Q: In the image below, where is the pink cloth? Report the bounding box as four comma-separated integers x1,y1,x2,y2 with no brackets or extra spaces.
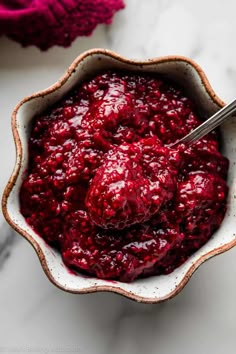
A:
0,0,125,50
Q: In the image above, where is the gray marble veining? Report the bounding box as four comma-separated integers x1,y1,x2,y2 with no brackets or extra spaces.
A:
0,223,17,269
1,1,236,353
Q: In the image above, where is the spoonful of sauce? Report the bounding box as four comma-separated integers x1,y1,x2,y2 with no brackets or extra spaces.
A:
171,98,236,147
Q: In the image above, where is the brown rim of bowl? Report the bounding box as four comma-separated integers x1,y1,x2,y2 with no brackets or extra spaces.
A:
2,49,234,304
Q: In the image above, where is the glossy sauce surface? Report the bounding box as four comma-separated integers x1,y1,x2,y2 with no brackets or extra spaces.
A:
20,72,229,282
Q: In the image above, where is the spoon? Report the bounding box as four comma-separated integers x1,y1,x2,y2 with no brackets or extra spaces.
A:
171,98,236,147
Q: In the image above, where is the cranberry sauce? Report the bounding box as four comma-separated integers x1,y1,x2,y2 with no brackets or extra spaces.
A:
20,71,229,282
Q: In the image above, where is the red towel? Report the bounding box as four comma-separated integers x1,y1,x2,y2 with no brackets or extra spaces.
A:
0,0,125,50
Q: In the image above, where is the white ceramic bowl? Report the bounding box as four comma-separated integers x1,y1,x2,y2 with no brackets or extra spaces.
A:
2,49,236,303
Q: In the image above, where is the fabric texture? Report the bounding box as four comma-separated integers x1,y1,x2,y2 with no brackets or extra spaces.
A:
0,0,125,50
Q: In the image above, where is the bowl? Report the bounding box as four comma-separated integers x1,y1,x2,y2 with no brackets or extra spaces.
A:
2,49,236,303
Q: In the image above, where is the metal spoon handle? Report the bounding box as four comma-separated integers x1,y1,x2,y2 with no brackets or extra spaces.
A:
173,97,236,146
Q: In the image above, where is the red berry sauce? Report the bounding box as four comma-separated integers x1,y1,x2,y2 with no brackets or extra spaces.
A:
20,71,229,282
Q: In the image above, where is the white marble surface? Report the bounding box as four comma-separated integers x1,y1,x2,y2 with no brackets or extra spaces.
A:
1,1,236,353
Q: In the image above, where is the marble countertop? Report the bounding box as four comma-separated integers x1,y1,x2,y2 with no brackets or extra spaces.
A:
1,1,236,353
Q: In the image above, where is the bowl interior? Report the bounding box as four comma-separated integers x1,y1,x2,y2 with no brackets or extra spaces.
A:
4,52,236,302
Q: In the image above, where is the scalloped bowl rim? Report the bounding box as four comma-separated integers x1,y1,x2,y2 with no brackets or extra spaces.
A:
2,49,236,303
